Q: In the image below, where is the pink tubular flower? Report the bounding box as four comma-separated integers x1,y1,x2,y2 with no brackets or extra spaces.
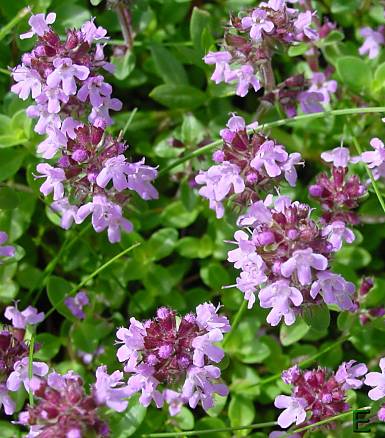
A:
310,272,356,311
294,11,318,40
35,163,65,200
88,96,122,127
274,395,307,428
359,26,384,59
81,18,108,45
0,232,15,261
4,304,44,329
115,305,230,414
335,360,367,390
259,281,303,326
7,357,49,392
93,366,130,412
0,384,15,415
64,291,89,319
321,147,351,168
47,58,90,96
250,140,289,177
10,65,42,100
322,220,355,251
232,64,261,97
77,195,133,243
281,248,328,286
365,357,385,400
203,51,233,84
36,126,67,159
20,12,56,39
51,198,80,230
241,9,275,41
360,137,385,180
308,72,337,105
77,75,112,107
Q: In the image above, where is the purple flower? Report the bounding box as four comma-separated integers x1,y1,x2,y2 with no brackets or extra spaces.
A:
227,230,257,269
294,11,318,40
77,75,112,107
274,395,307,428
64,291,89,319
20,13,56,39
335,360,367,390
250,140,289,177
47,58,90,96
192,330,225,367
322,220,355,251
4,304,44,329
124,159,159,200
308,72,337,105
26,103,61,134
0,384,15,415
241,9,274,41
235,268,267,308
126,366,164,408
11,65,42,100
378,405,385,422
7,357,49,392
51,198,80,230
77,195,133,243
116,318,146,372
365,357,385,400
38,86,69,114
36,126,67,159
93,365,130,412
163,390,184,416
88,96,122,127
182,365,228,411
203,51,233,84
310,272,356,311
359,26,384,59
259,281,303,326
283,152,302,186
195,162,245,218
35,163,65,200
0,232,15,261
298,91,324,114
282,366,301,385
237,199,272,227
260,0,285,12
360,137,385,180
81,19,108,45
195,303,230,333
232,64,261,97
281,248,328,286
321,147,351,168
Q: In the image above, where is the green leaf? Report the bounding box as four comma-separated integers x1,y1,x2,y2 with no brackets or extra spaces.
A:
190,7,212,58
0,421,21,437
229,394,255,430
196,418,230,438
280,317,310,346
200,261,230,290
336,56,372,92
0,149,26,182
174,407,194,430
303,304,331,332
145,227,178,261
334,246,371,269
318,30,344,46
72,318,112,353
288,43,309,57
111,51,136,80
109,394,147,437
161,201,199,228
34,333,62,361
0,187,19,209
365,277,385,307
181,113,204,146
150,84,206,109
372,62,385,92
177,235,213,258
150,44,188,85
47,276,76,321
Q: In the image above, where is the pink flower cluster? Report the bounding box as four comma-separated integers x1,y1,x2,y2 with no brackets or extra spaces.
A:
10,13,158,243
195,114,302,218
0,304,45,416
274,361,367,431
365,357,385,422
226,194,356,325
204,0,319,98
115,304,230,415
309,146,367,225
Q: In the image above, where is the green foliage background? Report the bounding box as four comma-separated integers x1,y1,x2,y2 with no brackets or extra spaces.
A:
0,0,385,436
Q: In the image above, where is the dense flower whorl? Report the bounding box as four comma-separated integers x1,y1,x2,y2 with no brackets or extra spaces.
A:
18,371,110,437
10,13,158,243
115,304,230,415
203,1,320,98
227,194,356,325
275,362,366,430
195,114,302,218
309,146,367,225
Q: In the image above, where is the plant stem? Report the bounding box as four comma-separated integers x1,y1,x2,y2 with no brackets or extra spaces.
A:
158,106,385,177
222,300,247,348
43,242,141,320
141,421,278,437
28,333,35,407
0,7,29,42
